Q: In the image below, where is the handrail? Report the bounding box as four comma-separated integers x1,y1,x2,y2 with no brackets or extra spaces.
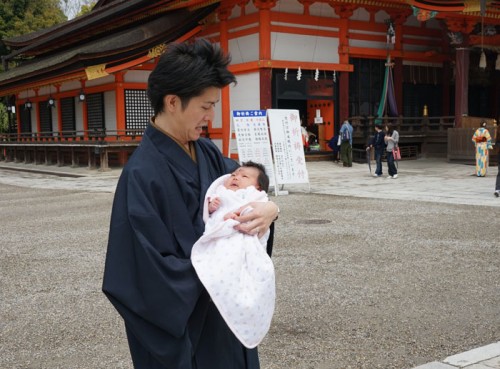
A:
0,117,456,144
0,128,145,143
350,115,455,134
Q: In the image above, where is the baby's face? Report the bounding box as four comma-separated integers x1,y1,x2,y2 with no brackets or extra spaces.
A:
224,167,260,191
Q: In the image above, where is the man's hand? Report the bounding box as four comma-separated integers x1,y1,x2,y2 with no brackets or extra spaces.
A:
226,202,279,238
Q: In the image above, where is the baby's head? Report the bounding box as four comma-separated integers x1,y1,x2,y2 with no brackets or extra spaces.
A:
224,161,269,192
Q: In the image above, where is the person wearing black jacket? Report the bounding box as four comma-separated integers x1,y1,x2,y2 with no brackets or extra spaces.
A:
495,127,499,197
367,124,386,177
102,39,279,369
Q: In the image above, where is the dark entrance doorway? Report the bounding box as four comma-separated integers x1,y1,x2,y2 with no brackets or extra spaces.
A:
272,69,337,151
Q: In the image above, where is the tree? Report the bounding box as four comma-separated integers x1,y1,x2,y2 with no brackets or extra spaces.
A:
0,0,67,68
0,102,8,133
0,0,68,131
76,1,98,17
60,0,97,20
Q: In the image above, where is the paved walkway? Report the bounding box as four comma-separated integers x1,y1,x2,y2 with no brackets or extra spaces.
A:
282,158,500,208
1,158,499,207
0,157,499,369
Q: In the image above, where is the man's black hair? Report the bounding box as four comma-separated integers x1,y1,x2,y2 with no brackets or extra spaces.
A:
147,38,237,116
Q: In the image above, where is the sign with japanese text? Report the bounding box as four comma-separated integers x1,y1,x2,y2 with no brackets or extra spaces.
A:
267,109,309,185
232,110,276,186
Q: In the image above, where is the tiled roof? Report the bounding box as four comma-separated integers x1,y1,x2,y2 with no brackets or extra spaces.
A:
0,3,218,91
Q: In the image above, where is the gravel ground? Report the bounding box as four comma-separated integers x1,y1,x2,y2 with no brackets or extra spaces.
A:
0,184,499,369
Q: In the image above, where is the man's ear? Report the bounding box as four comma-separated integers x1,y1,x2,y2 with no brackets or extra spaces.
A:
163,95,178,113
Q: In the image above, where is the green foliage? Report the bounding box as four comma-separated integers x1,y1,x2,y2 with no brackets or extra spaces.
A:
77,1,97,17
0,0,67,69
0,103,8,133
60,0,97,19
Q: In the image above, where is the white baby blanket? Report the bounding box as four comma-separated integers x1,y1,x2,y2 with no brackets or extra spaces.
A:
191,174,276,348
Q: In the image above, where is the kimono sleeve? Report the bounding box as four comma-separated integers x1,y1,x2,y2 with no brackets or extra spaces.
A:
102,168,204,368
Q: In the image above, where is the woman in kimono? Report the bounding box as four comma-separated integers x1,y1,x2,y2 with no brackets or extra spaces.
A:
472,121,493,177
102,39,279,369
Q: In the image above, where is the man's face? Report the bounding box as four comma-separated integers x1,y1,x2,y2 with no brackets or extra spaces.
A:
224,167,260,191
169,87,220,143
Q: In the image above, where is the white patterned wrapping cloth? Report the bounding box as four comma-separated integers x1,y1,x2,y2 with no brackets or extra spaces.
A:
191,174,276,348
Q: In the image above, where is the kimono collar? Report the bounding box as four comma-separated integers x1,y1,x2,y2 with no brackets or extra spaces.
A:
149,121,197,162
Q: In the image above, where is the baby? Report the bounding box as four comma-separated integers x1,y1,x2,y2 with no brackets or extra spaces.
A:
207,161,270,216
191,161,275,349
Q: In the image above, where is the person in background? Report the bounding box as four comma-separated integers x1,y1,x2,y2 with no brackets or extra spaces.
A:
339,119,353,167
307,120,319,142
384,123,399,179
494,125,499,197
102,39,279,369
367,123,386,177
300,117,309,151
471,121,493,177
328,133,341,163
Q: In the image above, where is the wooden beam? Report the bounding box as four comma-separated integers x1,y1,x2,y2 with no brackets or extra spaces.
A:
229,59,353,73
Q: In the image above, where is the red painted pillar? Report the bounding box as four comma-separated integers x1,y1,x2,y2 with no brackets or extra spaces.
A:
255,0,276,111
218,5,233,156
445,19,475,127
56,84,63,134
34,88,41,139
115,72,125,136
441,61,451,117
333,5,354,123
393,13,410,116
454,48,470,128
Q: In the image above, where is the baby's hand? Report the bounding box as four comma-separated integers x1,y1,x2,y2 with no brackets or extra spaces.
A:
223,212,238,220
208,197,221,213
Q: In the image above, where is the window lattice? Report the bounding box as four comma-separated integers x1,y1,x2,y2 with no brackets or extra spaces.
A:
348,58,385,117
402,83,442,117
20,106,31,133
39,100,53,136
61,97,76,134
125,89,152,134
86,93,105,134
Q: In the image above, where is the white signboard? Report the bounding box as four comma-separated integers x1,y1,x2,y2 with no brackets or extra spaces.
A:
267,109,309,185
232,110,276,186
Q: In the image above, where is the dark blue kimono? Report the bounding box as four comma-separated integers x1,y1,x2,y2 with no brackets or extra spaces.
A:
102,125,262,369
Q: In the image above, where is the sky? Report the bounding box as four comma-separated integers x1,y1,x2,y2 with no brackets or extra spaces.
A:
60,0,96,20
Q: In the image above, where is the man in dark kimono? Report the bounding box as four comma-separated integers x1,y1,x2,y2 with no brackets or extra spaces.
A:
102,39,279,369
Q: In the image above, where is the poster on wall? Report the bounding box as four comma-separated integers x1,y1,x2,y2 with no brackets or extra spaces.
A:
231,110,276,187
267,109,309,186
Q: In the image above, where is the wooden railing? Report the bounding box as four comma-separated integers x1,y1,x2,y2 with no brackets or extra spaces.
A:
1,118,457,144
0,129,146,171
0,128,145,143
0,118,463,167
350,115,455,142
344,115,456,161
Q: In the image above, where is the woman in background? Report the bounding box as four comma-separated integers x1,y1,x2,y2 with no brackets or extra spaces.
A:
472,121,493,177
493,124,499,197
384,123,399,179
367,124,386,177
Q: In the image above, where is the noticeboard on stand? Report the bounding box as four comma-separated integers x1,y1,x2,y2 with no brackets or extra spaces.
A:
231,109,310,195
231,110,276,189
266,109,310,193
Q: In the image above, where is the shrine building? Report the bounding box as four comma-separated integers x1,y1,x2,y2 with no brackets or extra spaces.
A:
0,0,499,169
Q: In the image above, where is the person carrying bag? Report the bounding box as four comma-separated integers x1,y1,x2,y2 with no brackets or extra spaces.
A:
384,123,399,179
